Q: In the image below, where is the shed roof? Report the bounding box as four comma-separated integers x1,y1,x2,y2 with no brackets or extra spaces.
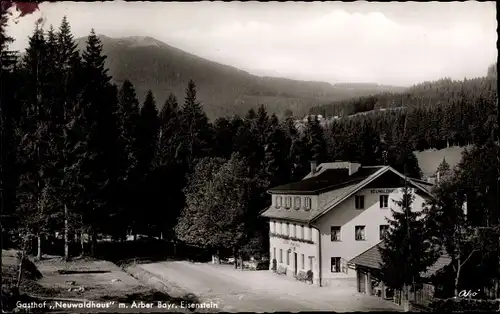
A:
349,241,451,278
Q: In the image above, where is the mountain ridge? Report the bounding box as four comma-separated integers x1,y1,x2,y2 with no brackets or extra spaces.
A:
75,35,407,119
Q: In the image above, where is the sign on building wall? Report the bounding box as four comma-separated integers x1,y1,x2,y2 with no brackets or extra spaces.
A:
370,189,396,194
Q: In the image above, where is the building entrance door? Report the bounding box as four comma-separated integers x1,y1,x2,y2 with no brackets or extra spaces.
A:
358,271,366,293
294,253,298,275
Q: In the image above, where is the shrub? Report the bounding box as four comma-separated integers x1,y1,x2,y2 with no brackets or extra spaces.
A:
429,298,500,312
271,259,277,272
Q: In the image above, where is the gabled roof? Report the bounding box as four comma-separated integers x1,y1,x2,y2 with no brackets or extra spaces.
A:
267,166,383,194
260,166,435,223
350,241,451,278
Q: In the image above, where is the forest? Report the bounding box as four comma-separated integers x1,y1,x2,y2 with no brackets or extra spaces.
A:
0,11,499,304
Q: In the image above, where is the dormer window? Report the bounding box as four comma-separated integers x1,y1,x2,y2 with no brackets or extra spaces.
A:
294,197,301,210
304,197,312,211
276,196,282,208
285,196,292,209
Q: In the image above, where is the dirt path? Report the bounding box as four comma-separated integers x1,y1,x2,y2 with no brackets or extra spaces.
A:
20,256,190,312
139,261,402,312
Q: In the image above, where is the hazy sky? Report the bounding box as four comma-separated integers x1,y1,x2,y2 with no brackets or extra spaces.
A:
6,1,498,86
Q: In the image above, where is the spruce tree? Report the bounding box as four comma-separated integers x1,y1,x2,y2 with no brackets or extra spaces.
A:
16,26,56,258
305,115,328,164
115,80,141,238
138,90,159,176
179,80,213,172
137,90,159,236
213,117,234,159
80,29,119,255
436,157,451,176
53,17,83,259
262,114,289,187
156,93,180,168
0,3,22,232
154,93,184,240
379,184,435,310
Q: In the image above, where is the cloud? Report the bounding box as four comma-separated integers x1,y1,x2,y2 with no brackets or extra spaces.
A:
6,2,497,86
167,8,496,85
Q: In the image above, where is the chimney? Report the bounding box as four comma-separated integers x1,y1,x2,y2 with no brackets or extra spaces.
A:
310,161,317,175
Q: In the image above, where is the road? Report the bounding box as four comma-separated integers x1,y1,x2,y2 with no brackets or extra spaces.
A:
139,261,401,312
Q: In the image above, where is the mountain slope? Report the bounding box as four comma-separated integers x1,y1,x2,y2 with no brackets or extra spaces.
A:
76,35,406,119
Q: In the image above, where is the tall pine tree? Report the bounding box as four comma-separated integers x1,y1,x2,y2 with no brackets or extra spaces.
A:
379,183,436,311
178,80,213,172
80,29,119,255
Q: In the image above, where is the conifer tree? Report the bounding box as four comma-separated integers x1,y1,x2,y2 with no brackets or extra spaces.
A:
53,17,83,259
137,90,159,236
115,80,141,238
156,93,180,168
138,90,159,176
0,3,22,232
80,29,119,255
153,93,184,240
436,157,451,176
262,114,289,187
179,80,213,172
305,115,328,164
379,184,435,310
16,25,56,258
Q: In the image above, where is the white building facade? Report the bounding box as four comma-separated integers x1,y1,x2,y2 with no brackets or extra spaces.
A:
261,161,434,287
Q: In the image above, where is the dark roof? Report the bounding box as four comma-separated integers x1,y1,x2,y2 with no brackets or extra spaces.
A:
268,166,383,194
350,241,451,278
349,241,385,270
261,183,359,223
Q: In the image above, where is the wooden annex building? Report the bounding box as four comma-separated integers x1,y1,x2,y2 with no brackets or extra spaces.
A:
350,241,451,308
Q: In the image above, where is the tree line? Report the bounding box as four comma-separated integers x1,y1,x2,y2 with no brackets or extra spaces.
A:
0,16,498,265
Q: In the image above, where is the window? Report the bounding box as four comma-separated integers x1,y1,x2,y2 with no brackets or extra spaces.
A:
379,225,389,240
380,195,389,209
330,226,341,241
309,256,314,271
273,221,276,233
305,197,312,210
286,250,290,265
276,196,282,208
285,196,292,209
292,224,296,237
300,225,304,239
331,257,341,273
286,223,289,236
273,247,276,259
355,225,366,241
355,195,365,209
301,254,305,269
280,249,283,263
294,197,301,209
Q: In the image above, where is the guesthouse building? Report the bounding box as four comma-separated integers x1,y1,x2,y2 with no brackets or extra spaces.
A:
260,161,434,287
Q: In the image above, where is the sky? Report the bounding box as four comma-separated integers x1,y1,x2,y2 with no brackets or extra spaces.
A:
6,1,498,86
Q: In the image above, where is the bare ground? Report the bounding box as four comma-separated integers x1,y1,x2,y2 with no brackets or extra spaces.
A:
138,261,403,312
2,251,199,313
